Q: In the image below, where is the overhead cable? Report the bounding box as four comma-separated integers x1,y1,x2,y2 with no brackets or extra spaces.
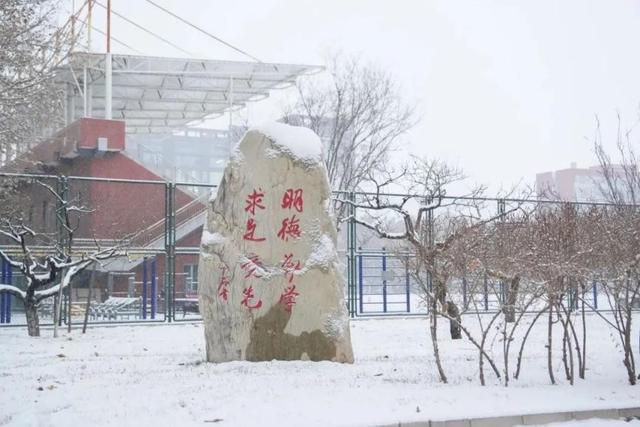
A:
143,0,262,62
76,17,144,54
94,0,193,56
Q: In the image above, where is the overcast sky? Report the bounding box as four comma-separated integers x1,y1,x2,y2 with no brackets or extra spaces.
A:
79,0,640,190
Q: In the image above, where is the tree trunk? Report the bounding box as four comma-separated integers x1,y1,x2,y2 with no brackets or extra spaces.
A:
622,307,637,385
503,277,520,323
547,297,556,385
515,305,547,380
580,285,587,379
24,296,40,337
447,301,462,340
430,297,447,383
82,264,96,334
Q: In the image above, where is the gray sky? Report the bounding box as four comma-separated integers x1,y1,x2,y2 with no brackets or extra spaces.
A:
81,0,640,189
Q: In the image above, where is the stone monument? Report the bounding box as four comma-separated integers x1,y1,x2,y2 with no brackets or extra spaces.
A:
198,122,354,363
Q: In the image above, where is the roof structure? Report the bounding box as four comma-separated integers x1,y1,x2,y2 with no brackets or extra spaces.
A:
55,52,322,134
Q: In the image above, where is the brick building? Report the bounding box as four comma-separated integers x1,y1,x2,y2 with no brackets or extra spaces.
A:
5,117,206,306
1,53,321,319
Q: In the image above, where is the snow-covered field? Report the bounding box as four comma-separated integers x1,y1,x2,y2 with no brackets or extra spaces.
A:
1,314,639,427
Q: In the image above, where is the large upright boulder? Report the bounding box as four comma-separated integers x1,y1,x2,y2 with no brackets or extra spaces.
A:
198,122,354,363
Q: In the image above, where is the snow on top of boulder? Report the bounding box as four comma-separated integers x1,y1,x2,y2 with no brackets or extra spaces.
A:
252,122,323,165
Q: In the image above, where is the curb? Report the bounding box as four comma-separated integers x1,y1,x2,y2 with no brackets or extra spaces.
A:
383,406,640,427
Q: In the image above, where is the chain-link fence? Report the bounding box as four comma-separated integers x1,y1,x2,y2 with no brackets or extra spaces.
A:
0,173,637,328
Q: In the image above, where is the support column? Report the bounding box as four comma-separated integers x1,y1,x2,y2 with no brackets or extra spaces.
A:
68,84,76,124
142,257,148,320
63,85,69,126
105,52,112,120
151,257,157,320
83,66,88,117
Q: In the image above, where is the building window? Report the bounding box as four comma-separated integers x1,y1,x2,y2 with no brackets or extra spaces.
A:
184,264,198,294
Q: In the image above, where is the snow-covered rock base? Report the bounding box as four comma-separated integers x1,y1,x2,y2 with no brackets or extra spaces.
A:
198,123,353,363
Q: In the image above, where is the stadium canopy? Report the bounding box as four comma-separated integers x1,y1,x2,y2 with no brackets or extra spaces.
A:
55,52,322,134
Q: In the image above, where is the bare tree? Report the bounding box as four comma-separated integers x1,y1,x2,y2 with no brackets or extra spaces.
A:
344,157,523,382
590,117,640,385
0,179,124,337
0,0,78,165
282,52,417,224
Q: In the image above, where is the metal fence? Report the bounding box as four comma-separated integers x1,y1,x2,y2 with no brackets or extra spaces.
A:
346,249,611,317
0,172,636,328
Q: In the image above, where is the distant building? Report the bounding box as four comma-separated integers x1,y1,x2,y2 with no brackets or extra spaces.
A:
535,162,628,202
126,126,247,196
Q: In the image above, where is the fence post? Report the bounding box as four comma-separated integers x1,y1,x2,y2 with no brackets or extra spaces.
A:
6,262,11,323
0,259,6,324
462,276,468,309
382,247,387,313
570,283,578,312
496,199,506,312
426,207,434,297
405,255,411,313
164,182,176,322
346,192,357,318
151,257,157,320
358,250,363,315
483,272,489,311
56,175,70,327
142,257,148,320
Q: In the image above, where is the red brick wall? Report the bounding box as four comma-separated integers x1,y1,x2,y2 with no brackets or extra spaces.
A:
78,118,125,151
109,226,204,298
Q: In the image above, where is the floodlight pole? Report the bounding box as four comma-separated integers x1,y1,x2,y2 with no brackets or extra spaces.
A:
106,0,111,53
71,0,75,39
84,0,93,118
105,0,112,120
87,0,92,51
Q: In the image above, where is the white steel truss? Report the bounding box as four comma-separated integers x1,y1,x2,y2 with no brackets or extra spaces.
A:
55,52,322,133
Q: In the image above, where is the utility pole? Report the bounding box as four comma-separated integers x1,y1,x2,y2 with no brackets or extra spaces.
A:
105,0,112,119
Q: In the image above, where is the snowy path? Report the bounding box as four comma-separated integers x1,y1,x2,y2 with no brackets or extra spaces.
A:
0,315,638,426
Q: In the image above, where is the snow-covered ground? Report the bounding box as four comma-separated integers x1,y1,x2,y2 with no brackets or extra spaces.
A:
1,314,638,427
525,421,640,427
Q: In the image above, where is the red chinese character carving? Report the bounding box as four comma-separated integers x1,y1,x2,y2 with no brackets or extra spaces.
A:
218,277,230,301
277,215,301,241
245,189,266,215
217,271,230,302
281,188,304,213
243,218,266,242
279,285,300,312
241,254,264,279
241,286,262,310
281,253,302,283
